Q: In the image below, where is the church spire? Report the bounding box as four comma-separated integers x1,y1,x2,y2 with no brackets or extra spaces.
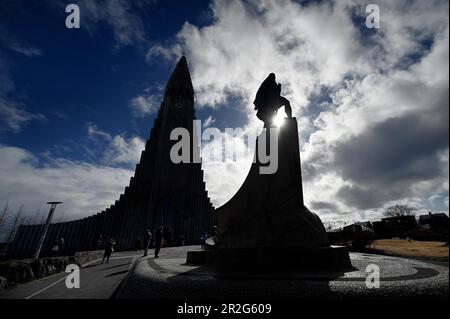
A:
165,56,194,99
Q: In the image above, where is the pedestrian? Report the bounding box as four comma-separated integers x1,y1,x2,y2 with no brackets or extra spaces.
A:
142,229,152,257
135,236,143,252
52,239,59,256
102,238,115,264
177,235,185,246
200,234,206,250
58,237,65,255
154,227,163,258
165,228,172,247
210,226,217,237
97,235,103,249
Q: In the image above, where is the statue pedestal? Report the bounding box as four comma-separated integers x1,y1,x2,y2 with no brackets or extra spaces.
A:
187,118,350,269
217,118,330,249
186,246,351,269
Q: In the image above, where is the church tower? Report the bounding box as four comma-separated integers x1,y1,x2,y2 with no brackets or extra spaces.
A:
10,57,215,258
115,56,215,246
135,56,214,244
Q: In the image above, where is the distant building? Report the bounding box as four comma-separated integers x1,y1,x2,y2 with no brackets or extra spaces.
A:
342,221,373,233
372,215,418,239
329,212,449,242
418,212,449,232
327,221,374,249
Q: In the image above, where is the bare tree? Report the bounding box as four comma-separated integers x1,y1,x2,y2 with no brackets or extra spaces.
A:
31,208,44,224
39,210,47,224
2,205,24,256
0,200,9,226
55,211,66,223
384,204,416,217
324,221,337,230
21,215,29,225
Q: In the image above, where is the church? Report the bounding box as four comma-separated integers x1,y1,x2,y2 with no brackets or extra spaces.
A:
9,57,215,258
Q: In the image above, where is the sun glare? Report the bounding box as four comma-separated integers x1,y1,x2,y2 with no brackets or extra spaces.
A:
273,112,285,127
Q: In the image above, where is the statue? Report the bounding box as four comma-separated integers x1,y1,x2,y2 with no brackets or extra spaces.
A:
186,72,351,270
253,73,292,127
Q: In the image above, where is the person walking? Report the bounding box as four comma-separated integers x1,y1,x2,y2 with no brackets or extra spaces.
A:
154,227,163,258
58,237,65,255
142,229,152,257
135,236,143,252
102,239,115,264
200,234,206,250
97,235,104,249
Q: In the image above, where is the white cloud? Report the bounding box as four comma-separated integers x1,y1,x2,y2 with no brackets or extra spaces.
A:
1,0,447,231
129,94,160,117
70,0,148,47
0,26,43,57
428,194,443,206
0,55,45,132
149,0,370,109
0,145,134,239
146,44,182,62
87,123,145,166
0,120,147,238
150,0,449,223
0,98,44,133
203,115,216,128
106,135,145,165
200,126,257,206
8,44,42,57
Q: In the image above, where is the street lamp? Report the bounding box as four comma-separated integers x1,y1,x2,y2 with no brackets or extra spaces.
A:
33,202,63,260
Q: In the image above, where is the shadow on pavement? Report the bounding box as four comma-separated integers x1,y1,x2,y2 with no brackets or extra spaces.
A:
105,270,129,278
162,264,352,299
101,263,131,271
82,264,100,269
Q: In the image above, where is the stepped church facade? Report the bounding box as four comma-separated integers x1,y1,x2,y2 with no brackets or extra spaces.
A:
10,57,215,258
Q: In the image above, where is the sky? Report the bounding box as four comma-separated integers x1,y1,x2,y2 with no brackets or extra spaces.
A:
0,0,448,237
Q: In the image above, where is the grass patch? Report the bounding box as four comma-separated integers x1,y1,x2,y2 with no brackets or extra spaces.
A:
369,239,449,262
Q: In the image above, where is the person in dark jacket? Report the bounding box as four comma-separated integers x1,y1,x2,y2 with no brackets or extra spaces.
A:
58,237,65,255
102,239,115,264
142,230,152,257
97,235,104,249
154,227,164,258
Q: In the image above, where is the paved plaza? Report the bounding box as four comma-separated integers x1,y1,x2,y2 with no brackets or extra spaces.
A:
0,246,447,299
116,246,449,299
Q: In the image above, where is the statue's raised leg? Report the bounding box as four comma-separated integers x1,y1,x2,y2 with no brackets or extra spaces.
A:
279,96,292,118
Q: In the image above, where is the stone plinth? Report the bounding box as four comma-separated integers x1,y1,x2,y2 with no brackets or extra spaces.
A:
186,246,351,269
186,117,350,269
216,118,329,249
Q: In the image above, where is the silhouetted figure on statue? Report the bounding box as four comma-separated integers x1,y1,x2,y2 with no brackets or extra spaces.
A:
253,73,292,127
